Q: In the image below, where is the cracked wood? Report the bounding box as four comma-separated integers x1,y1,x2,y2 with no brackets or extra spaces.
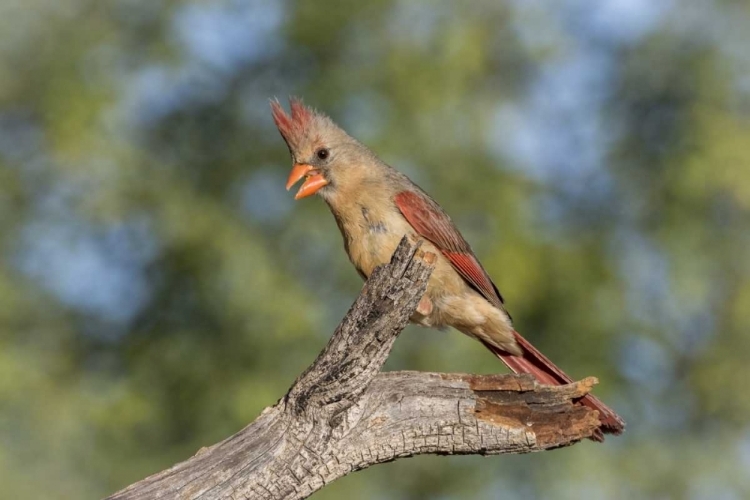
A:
107,237,607,500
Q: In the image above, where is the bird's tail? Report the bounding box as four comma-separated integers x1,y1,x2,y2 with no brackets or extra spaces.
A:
482,331,625,441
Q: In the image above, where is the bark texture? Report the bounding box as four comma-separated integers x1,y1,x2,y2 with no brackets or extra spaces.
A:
108,238,605,500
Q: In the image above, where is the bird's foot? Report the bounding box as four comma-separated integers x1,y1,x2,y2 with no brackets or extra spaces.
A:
416,296,433,316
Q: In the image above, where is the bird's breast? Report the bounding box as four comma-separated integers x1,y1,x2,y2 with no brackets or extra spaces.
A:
344,205,415,278
332,202,473,330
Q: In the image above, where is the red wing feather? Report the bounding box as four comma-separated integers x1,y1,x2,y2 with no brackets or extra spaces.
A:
394,190,504,308
442,251,504,308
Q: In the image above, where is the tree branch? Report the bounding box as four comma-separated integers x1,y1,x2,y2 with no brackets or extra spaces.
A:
107,237,604,500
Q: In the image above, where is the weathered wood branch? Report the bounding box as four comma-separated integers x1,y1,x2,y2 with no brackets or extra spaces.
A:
107,238,604,500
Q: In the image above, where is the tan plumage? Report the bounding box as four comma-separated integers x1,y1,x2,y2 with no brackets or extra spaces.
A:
271,97,624,438
321,164,519,355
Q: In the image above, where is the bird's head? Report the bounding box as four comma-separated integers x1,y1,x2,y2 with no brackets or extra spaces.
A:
271,97,361,201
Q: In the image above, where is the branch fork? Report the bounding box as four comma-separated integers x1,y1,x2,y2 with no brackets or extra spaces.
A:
108,238,606,500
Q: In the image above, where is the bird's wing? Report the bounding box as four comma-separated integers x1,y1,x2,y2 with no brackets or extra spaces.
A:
394,190,505,310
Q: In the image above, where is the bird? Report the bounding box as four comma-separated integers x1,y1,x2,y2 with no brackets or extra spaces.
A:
271,97,625,439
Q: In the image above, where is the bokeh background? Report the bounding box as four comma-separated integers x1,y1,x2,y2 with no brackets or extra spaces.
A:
1,0,749,498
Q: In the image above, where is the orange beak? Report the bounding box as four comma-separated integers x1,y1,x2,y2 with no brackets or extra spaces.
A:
285,163,329,200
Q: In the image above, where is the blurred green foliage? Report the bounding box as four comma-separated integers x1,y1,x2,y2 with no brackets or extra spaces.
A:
0,1,749,498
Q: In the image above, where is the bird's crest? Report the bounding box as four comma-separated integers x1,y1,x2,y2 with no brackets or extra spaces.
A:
270,97,316,151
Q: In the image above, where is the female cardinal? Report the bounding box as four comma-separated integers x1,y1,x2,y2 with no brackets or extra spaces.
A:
271,97,624,438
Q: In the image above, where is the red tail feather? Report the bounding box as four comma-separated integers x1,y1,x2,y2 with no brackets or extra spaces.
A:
483,331,625,440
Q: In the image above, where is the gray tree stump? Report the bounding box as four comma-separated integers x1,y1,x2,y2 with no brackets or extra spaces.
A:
107,238,605,500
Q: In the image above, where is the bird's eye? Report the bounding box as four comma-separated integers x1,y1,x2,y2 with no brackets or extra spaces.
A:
316,148,330,160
